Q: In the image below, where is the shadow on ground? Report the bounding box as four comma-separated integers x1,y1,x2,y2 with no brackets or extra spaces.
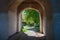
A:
8,32,46,40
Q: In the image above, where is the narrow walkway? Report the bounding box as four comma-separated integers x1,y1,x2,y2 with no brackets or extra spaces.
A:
24,30,45,37
23,26,45,37
8,32,46,40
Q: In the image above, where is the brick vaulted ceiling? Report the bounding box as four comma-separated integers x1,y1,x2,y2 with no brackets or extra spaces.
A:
8,0,52,24
9,0,52,19
8,0,51,11
8,0,52,21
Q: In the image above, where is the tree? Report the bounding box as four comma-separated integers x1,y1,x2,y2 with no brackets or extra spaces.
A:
22,9,40,25
22,9,40,32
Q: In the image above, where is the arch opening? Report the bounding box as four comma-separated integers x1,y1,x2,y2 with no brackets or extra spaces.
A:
18,8,45,37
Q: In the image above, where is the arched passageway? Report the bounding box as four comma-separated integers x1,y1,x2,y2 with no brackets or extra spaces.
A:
18,8,45,37
17,0,46,35
8,0,54,40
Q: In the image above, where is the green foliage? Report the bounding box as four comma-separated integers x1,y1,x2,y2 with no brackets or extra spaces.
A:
35,27,40,32
22,9,40,24
22,9,40,32
22,26,28,32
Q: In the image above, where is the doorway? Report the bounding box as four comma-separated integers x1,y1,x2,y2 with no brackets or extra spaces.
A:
18,8,45,37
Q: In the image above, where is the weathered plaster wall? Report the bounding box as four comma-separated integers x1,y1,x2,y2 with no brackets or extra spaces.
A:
8,0,23,37
8,10,17,36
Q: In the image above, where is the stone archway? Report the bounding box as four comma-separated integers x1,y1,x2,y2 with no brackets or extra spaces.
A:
8,0,54,40
18,8,43,37
17,1,46,34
